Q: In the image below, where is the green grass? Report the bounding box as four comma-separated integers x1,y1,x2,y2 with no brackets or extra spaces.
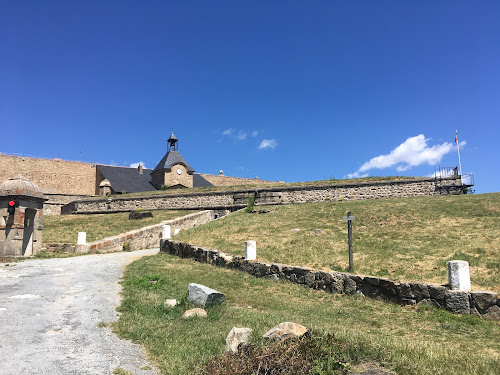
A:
115,253,500,375
176,193,500,293
43,210,193,244
97,176,421,199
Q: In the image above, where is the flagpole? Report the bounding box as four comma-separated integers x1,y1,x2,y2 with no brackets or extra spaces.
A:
456,130,462,176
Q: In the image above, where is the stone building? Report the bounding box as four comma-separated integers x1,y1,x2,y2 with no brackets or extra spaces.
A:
0,175,45,257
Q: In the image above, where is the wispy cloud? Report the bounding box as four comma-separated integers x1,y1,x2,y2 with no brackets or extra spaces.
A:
236,130,248,140
258,139,278,150
347,134,463,178
251,130,259,137
130,161,146,168
222,128,233,135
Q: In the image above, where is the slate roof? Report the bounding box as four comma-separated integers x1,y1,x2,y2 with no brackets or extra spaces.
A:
193,174,213,188
153,151,194,173
97,165,157,194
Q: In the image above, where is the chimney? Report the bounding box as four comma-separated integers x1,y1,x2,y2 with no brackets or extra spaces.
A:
138,164,143,174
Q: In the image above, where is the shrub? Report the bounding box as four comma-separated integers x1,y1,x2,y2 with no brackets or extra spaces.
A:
245,195,255,213
161,184,169,190
122,242,131,252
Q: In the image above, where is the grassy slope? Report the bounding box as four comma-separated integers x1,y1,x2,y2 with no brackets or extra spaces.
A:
43,210,192,244
115,254,500,375
176,193,500,293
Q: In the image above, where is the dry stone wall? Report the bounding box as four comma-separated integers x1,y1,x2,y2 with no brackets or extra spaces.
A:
62,176,464,215
43,193,95,216
161,240,500,321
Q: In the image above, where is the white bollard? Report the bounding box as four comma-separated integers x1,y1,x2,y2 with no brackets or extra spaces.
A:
244,240,256,260
162,225,171,239
77,232,86,245
448,260,471,292
174,229,180,236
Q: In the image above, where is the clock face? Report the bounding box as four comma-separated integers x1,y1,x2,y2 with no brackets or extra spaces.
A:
176,168,182,175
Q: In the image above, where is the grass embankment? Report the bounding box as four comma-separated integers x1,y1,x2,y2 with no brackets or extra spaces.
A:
115,254,500,375
43,210,192,244
103,176,419,199
176,193,500,293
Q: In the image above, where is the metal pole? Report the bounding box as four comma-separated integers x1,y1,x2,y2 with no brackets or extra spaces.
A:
347,211,353,273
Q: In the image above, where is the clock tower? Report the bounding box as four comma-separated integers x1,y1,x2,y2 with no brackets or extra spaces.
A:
151,132,194,189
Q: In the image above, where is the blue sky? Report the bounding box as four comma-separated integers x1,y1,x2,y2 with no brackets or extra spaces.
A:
1,1,499,193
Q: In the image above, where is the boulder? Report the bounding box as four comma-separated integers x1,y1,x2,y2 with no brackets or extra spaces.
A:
188,283,226,307
445,291,470,314
470,291,497,314
182,308,207,319
164,299,177,309
482,305,500,321
225,327,253,354
128,211,153,220
263,322,308,341
344,277,358,294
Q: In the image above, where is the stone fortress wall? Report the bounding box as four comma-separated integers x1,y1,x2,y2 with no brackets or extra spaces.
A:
62,176,464,214
198,173,280,187
0,154,97,196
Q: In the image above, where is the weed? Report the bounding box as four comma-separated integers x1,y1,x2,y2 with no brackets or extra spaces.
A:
161,184,169,190
122,242,131,252
113,368,131,375
97,322,108,328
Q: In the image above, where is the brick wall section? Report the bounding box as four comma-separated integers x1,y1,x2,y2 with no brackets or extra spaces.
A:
0,154,97,195
42,210,221,254
198,173,279,187
62,176,464,214
160,240,500,321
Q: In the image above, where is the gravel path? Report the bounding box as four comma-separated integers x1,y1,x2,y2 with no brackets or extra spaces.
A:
0,250,160,375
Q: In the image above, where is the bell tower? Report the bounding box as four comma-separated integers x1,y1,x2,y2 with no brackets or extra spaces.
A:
167,132,178,151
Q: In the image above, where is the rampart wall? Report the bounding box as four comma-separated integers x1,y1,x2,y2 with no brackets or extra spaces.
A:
198,173,280,187
61,176,464,214
0,154,97,195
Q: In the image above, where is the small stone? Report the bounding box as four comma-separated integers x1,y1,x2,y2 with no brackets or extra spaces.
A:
344,277,357,294
291,228,300,232
225,327,253,354
482,305,500,321
188,283,226,307
128,211,153,220
445,291,470,314
314,229,323,234
263,322,308,341
182,308,207,319
164,299,177,309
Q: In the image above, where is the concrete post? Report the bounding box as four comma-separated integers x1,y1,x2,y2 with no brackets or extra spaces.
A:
244,240,256,260
162,225,171,239
448,260,471,292
77,232,86,245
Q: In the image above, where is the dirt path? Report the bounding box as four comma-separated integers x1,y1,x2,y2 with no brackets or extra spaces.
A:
0,249,160,375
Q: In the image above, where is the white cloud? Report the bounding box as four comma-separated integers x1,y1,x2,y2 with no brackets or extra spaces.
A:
130,161,146,168
258,139,277,150
347,134,463,178
222,128,233,135
251,130,259,137
236,130,248,140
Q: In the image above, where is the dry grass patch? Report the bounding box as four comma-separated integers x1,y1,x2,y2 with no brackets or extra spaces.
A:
115,254,499,375
43,210,193,244
176,193,500,292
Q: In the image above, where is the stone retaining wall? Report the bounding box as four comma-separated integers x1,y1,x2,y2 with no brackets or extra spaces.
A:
43,193,95,216
61,176,464,215
42,210,223,254
160,240,499,321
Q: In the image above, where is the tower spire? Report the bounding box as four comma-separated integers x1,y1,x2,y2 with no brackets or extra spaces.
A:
167,131,178,151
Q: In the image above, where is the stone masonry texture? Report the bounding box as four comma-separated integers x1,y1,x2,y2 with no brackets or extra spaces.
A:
160,239,499,321
62,176,464,214
0,154,97,195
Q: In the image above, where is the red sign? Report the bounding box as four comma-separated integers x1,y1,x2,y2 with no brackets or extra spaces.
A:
8,200,15,207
